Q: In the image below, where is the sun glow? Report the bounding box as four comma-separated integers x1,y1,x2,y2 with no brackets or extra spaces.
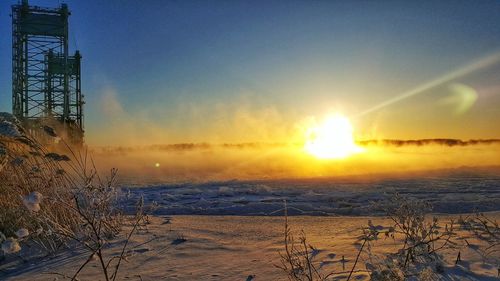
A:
305,114,363,159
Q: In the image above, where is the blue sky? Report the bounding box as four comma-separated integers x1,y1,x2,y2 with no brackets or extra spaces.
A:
1,0,500,145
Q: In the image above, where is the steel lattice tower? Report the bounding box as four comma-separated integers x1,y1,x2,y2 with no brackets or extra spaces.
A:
12,0,84,145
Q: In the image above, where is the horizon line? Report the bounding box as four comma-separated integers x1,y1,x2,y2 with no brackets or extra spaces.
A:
89,138,500,152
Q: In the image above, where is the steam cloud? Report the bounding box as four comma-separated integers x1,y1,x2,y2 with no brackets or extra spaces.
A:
91,138,500,154
357,139,500,147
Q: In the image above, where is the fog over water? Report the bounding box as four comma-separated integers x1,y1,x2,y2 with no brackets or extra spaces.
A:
90,142,500,184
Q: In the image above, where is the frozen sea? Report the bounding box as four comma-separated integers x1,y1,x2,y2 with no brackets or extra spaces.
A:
121,168,500,216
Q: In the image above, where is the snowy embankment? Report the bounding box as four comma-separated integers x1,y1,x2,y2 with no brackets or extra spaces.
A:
123,173,500,216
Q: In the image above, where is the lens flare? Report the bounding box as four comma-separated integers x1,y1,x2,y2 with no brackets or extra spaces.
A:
442,83,478,115
355,51,500,118
305,114,363,159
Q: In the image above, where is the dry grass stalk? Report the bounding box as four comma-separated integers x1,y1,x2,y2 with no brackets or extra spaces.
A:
0,113,150,280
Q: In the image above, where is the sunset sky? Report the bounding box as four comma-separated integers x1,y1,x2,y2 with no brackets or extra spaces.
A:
1,0,500,146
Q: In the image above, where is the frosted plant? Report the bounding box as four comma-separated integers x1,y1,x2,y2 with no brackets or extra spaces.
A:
2,238,21,254
45,152,70,161
460,213,500,265
0,121,22,138
10,157,24,166
22,201,40,212
365,194,457,279
15,228,29,239
0,114,152,280
21,191,43,212
25,191,43,205
278,200,377,281
22,201,37,213
0,112,22,127
0,114,73,253
42,125,57,137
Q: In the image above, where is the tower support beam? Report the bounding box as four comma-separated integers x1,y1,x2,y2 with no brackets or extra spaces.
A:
12,0,84,145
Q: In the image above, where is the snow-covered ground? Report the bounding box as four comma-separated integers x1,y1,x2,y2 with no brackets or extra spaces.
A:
3,215,500,280
3,169,500,280
122,171,500,216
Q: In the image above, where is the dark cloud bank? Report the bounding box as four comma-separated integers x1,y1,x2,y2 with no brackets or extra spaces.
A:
358,139,500,147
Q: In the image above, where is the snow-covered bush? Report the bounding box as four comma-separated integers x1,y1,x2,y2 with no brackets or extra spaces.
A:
278,214,325,281
278,201,378,281
459,213,500,266
278,195,464,280
364,194,458,280
1,238,21,254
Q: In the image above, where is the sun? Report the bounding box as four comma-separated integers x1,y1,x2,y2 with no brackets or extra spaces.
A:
304,114,363,159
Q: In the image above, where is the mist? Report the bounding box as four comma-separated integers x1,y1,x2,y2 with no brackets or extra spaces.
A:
88,141,500,185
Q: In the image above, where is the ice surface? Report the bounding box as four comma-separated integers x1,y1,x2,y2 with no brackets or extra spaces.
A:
121,172,500,216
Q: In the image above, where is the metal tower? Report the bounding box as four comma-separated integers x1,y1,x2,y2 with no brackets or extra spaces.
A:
12,0,84,145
